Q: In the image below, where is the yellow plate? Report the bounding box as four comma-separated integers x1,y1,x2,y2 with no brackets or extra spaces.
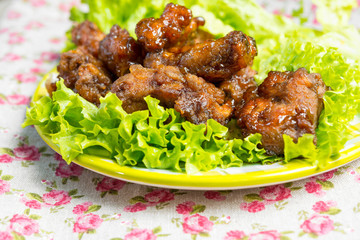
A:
32,71,360,190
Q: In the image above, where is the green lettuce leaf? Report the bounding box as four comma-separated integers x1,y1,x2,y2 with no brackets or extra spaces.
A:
24,0,360,173
313,0,357,27
24,80,279,173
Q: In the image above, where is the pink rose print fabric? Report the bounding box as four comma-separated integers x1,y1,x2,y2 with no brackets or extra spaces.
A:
0,180,10,195
259,185,291,203
204,191,227,201
73,213,103,233
223,230,246,240
144,189,175,204
0,154,13,163
124,202,148,213
182,214,213,234
23,199,42,209
13,144,41,161
240,200,266,213
42,190,72,206
249,230,281,240
0,231,13,240
300,214,334,235
55,160,83,178
9,214,39,236
124,229,157,240
176,201,196,215
73,202,92,215
96,177,126,192
312,201,337,213
0,0,360,239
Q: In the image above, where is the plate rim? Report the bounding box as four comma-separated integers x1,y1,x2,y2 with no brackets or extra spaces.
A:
31,71,360,190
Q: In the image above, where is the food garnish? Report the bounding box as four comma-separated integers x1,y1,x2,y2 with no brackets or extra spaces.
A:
24,0,360,173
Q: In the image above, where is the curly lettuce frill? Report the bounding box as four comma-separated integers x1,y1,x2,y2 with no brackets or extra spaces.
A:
23,80,279,174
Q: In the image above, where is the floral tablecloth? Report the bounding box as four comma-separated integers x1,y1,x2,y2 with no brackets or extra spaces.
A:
1,0,360,239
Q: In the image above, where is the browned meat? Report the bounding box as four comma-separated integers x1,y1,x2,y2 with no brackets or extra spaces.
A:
135,3,205,52
56,48,112,104
45,80,57,98
75,63,112,104
110,65,157,113
111,64,232,125
57,48,107,89
219,67,257,112
237,68,327,155
144,31,257,82
98,25,143,77
183,29,214,47
71,20,105,57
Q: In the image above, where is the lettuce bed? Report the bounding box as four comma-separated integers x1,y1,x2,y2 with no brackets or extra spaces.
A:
24,0,360,173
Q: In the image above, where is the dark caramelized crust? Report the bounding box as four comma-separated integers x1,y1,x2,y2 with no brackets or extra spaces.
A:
144,31,257,82
71,20,105,57
57,48,105,89
98,25,143,77
182,29,214,47
75,63,112,105
56,48,112,104
237,68,327,155
111,64,232,125
135,3,205,52
219,67,258,112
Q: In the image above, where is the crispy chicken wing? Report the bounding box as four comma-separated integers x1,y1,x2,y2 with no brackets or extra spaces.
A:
237,68,327,155
144,31,257,82
71,20,105,57
135,3,205,52
98,25,143,77
111,64,232,125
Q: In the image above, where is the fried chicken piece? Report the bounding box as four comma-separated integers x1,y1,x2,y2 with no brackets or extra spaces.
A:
98,25,143,78
57,48,107,89
237,68,327,155
161,29,214,54
72,20,105,57
111,64,232,125
75,63,112,104
219,67,257,113
144,31,257,82
183,29,214,46
135,3,205,52
110,65,157,113
56,48,112,105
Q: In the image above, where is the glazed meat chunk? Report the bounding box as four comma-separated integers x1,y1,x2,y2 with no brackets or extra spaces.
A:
135,3,205,51
144,31,257,82
219,67,257,112
57,48,107,89
111,64,232,125
98,25,143,77
56,48,112,105
237,68,327,155
75,63,112,105
72,20,105,57
173,72,231,125
180,29,214,49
